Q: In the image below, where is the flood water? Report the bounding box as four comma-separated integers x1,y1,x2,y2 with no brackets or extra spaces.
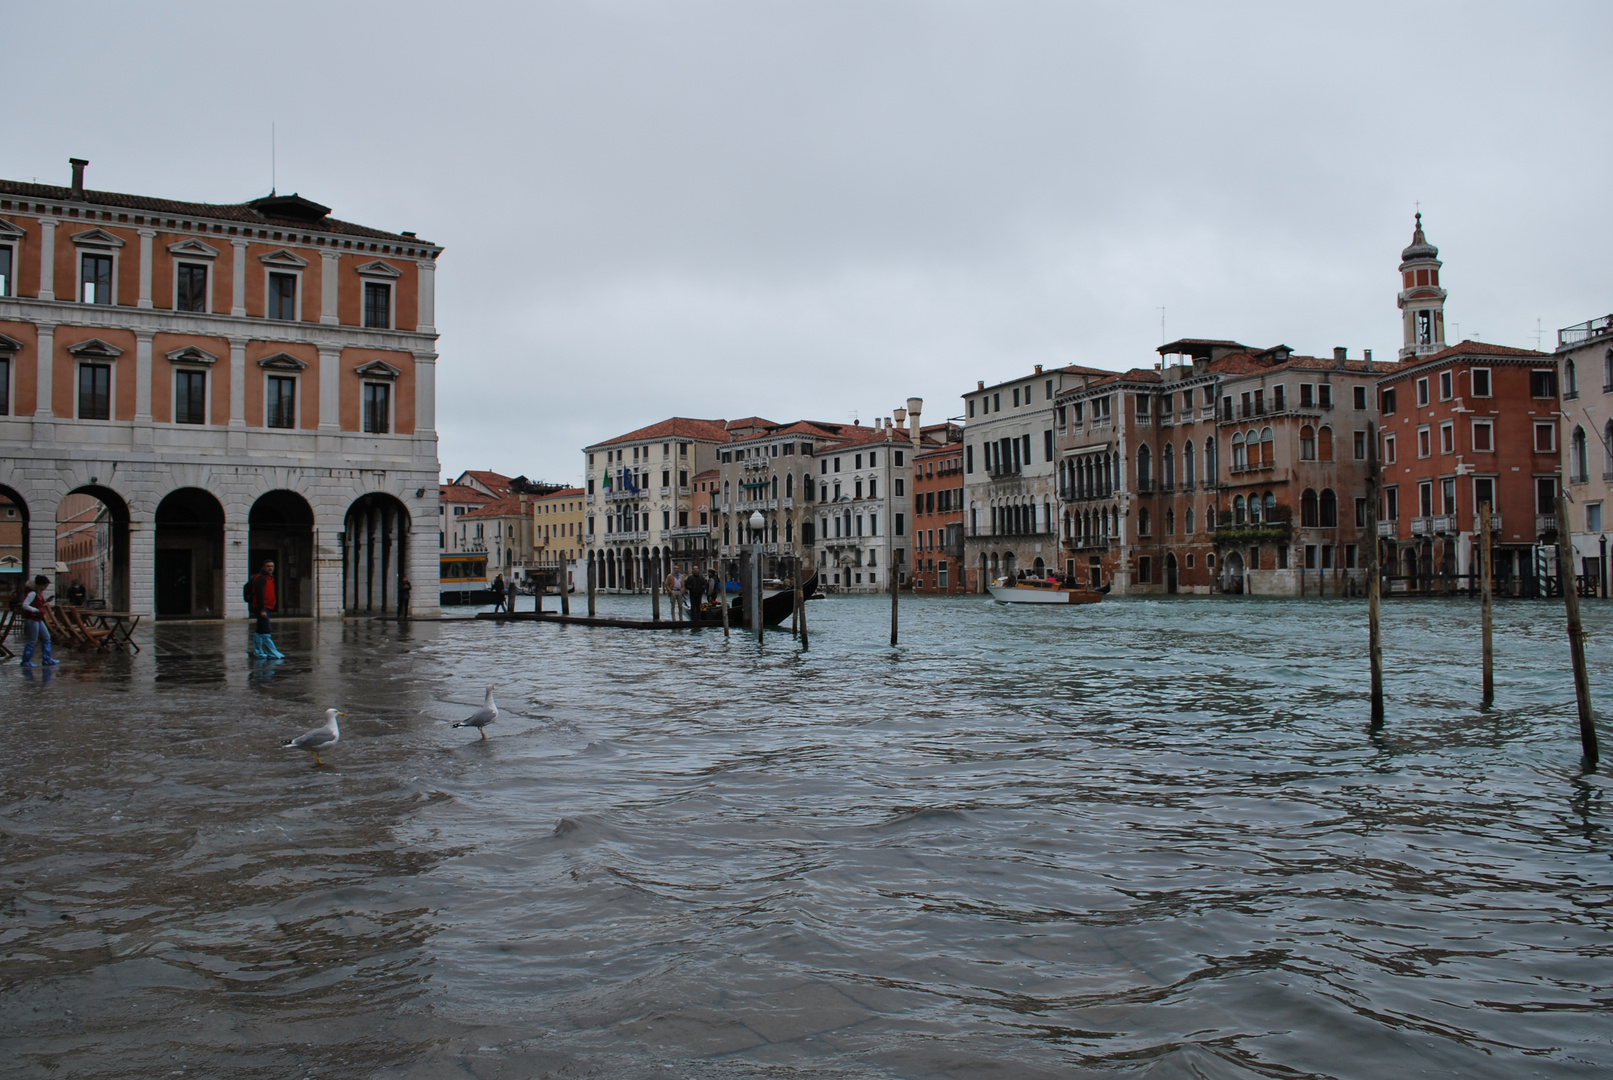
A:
3,594,1611,1079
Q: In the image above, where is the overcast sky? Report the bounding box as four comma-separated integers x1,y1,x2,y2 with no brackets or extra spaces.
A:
9,3,1611,485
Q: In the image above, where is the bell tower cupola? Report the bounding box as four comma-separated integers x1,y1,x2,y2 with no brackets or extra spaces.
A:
1397,211,1447,360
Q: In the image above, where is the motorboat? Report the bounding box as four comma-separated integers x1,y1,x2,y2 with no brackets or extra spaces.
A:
988,575,1104,605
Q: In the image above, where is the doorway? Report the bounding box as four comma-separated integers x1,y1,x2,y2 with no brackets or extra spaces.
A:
154,488,225,618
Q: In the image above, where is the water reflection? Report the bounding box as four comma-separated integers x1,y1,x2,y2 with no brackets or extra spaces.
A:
2,596,1610,1078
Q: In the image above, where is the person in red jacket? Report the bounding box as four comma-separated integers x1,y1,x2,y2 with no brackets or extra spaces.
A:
248,559,286,660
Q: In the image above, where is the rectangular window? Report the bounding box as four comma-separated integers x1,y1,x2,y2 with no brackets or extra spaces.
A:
1305,544,1318,570
1355,497,1367,527
1318,384,1332,409
1440,421,1454,454
1384,433,1396,464
175,370,207,424
1419,481,1433,517
894,513,903,536
1588,503,1603,533
1472,420,1494,452
1044,429,1054,461
1442,477,1457,514
1537,476,1558,514
1416,377,1430,407
1353,385,1367,410
1439,371,1453,400
1381,387,1396,415
363,281,391,328
965,445,974,473
1300,384,1314,408
1137,556,1151,584
363,382,391,434
994,393,1000,411
1346,544,1358,569
268,272,297,319
0,244,12,296
1384,486,1398,520
1417,427,1431,458
1046,378,1053,400
1534,423,1556,452
81,253,113,305
1273,385,1285,411
78,363,111,420
1013,388,1020,407
894,450,903,466
1240,392,1251,417
0,356,8,415
1530,369,1557,398
1321,545,1334,570
1353,430,1366,460
1471,368,1492,397
176,263,207,312
894,478,904,496
1222,395,1233,421
969,398,976,418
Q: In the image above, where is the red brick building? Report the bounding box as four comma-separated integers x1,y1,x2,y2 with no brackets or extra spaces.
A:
910,423,965,593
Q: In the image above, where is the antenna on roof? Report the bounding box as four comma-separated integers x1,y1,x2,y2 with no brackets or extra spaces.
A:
1158,306,1166,345
1534,318,1543,350
271,122,277,195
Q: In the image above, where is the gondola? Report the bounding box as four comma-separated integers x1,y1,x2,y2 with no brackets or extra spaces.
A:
689,571,817,628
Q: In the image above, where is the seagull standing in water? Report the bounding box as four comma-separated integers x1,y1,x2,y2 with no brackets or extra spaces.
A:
453,686,498,740
284,708,343,765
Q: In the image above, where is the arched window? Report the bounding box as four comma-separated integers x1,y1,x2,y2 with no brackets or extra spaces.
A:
1166,508,1175,535
1572,425,1589,482
1567,357,1579,397
1604,420,1613,476
1260,426,1274,466
1234,495,1246,525
786,473,793,498
1248,492,1261,523
1137,444,1152,487
1204,436,1217,480
1319,488,1337,527
1183,441,1195,486
1138,506,1151,537
1604,349,1613,392
1232,433,1246,470
1185,506,1195,534
1318,426,1333,462
1206,504,1217,530
1264,492,1276,521
1163,444,1176,489
1299,425,1316,461
1301,488,1319,527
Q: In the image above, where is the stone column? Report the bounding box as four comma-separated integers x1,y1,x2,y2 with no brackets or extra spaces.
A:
318,344,341,431
133,329,154,448
320,251,340,325
228,337,248,450
415,258,436,334
137,229,155,308
226,517,251,620
413,350,437,434
127,513,154,618
230,240,248,317
411,499,441,617
37,220,56,301
32,323,55,446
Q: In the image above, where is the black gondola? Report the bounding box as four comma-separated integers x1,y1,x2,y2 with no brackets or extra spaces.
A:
689,571,817,628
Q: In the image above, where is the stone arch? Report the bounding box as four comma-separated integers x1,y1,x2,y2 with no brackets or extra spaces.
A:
250,490,315,616
343,493,410,614
57,484,130,612
0,484,31,589
154,487,225,618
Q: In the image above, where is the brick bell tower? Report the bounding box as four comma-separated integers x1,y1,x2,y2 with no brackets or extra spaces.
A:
1398,211,1448,360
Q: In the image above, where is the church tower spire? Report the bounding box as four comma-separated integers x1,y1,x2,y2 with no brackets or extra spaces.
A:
1397,211,1447,360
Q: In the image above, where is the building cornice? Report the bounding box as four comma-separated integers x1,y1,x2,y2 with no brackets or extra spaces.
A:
0,296,439,349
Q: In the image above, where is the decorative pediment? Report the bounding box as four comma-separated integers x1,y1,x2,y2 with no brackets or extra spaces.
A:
166,238,220,259
66,337,124,359
354,259,401,279
0,218,26,240
70,227,125,249
353,359,401,380
0,332,25,352
259,248,308,269
165,345,218,366
257,352,308,372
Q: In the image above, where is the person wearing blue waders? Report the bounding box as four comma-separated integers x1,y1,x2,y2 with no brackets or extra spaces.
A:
19,575,61,666
247,559,286,660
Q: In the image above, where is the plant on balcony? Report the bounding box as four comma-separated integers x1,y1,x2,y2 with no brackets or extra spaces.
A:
1210,522,1291,546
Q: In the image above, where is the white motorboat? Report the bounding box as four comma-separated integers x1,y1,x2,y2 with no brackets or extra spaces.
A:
988,575,1104,605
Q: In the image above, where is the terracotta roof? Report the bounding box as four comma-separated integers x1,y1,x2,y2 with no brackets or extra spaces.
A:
977,363,1115,394
455,470,515,495
1422,340,1550,362
462,495,533,518
439,485,494,504
1208,351,1387,376
535,487,584,500
692,469,720,480
589,417,733,448
725,416,776,431
0,179,435,247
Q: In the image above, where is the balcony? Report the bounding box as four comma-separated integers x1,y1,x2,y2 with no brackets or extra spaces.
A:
585,493,595,504
605,489,639,503
1136,478,1155,495
1472,512,1502,533
988,464,1021,480
1559,315,1613,348
668,524,710,537
1536,513,1558,535
605,530,649,543
1410,516,1431,536
1376,520,1395,537
659,486,671,497
1432,514,1457,534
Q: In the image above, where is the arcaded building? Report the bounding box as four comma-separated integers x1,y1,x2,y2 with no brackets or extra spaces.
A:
0,159,442,618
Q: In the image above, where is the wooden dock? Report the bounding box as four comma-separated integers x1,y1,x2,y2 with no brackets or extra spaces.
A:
476,611,699,630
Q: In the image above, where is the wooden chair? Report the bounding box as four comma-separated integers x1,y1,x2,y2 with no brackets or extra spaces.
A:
0,608,14,660
64,607,112,650
43,605,88,650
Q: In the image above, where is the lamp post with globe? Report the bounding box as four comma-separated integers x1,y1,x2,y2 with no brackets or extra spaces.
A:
747,509,765,640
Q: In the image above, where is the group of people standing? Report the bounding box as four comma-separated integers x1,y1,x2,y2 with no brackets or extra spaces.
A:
661,566,727,623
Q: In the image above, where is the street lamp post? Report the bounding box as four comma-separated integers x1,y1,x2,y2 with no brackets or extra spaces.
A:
748,509,765,641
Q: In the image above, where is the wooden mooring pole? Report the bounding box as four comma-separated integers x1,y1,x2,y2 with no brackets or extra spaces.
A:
586,556,596,617
719,558,730,639
1555,493,1599,766
651,554,662,622
1480,503,1494,707
791,556,800,638
560,561,570,615
1366,421,1384,731
890,552,900,646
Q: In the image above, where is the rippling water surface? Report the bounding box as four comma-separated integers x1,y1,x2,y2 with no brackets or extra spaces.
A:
3,595,1611,1078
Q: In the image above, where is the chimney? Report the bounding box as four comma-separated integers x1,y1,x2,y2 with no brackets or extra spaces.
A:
906,397,924,449
977,380,985,390
69,158,88,199
1363,348,1373,372
892,408,906,430
1034,364,1043,374
1334,346,1347,369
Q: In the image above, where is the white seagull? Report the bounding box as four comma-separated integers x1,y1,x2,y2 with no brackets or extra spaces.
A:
284,708,343,765
452,686,498,740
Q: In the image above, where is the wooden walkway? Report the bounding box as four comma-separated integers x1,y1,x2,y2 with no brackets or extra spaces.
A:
476,611,701,630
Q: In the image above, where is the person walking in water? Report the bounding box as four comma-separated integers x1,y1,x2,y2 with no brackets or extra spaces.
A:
397,576,412,621
663,565,685,622
19,575,60,666
248,559,286,660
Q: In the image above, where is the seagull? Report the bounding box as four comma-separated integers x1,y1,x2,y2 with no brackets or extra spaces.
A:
284,708,343,765
452,686,498,740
